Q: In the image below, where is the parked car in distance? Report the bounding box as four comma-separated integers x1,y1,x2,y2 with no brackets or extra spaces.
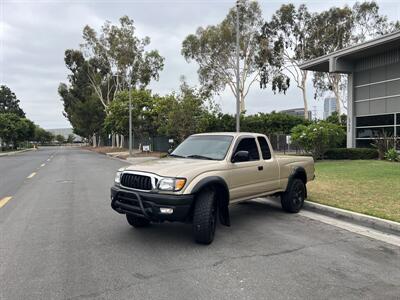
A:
111,132,315,244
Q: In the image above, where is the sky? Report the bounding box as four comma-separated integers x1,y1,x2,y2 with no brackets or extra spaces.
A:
1,0,399,129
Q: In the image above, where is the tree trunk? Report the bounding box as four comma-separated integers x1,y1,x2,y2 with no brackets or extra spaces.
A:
239,92,245,113
301,72,309,120
116,134,120,148
120,135,124,148
111,134,115,148
97,135,101,147
332,74,341,122
92,134,97,147
301,86,309,120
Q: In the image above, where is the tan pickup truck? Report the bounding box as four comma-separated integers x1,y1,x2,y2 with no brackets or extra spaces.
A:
111,132,315,244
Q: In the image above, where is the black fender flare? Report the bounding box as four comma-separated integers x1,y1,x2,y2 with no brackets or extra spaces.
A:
286,167,308,198
192,176,230,226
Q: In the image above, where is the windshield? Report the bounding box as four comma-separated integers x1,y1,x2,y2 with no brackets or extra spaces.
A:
171,135,233,160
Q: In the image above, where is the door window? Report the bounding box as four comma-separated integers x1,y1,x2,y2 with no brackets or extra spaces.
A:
257,137,272,160
234,138,260,161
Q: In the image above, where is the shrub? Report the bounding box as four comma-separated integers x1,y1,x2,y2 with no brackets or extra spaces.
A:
371,132,396,160
291,121,346,160
325,148,378,160
384,148,399,162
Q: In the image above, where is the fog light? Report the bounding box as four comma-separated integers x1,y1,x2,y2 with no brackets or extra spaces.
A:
160,208,173,214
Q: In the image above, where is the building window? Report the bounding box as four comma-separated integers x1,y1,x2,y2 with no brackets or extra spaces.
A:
355,113,398,148
356,127,394,138
356,114,394,127
356,140,374,148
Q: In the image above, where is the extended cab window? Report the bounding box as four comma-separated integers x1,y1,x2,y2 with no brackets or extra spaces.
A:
257,136,272,160
234,138,260,161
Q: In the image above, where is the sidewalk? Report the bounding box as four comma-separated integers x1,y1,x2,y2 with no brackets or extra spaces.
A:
105,150,160,164
0,148,35,157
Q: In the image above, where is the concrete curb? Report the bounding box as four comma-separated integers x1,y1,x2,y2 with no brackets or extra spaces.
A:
303,201,400,235
0,148,35,157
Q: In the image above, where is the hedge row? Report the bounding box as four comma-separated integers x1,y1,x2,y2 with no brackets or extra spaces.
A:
324,148,378,160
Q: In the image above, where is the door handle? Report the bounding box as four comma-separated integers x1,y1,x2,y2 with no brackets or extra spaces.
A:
258,166,263,171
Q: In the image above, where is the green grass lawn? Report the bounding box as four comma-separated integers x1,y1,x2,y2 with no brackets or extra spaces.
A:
307,160,400,222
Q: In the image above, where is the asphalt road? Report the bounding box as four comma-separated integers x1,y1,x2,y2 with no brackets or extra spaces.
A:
1,147,399,300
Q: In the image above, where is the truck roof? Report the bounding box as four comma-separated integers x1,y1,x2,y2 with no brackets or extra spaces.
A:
191,132,264,137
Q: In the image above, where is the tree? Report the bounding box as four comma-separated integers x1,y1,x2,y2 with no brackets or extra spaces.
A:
0,85,25,117
326,112,347,126
104,89,156,142
163,82,209,142
55,134,65,144
80,16,164,112
182,0,283,113
262,4,315,119
310,2,399,119
34,126,54,145
59,50,106,146
67,134,75,144
0,113,35,149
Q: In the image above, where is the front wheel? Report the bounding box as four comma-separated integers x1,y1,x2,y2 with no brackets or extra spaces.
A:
192,188,217,245
126,214,150,228
281,178,305,213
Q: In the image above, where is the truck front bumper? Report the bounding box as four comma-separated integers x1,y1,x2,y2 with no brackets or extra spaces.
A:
111,186,194,222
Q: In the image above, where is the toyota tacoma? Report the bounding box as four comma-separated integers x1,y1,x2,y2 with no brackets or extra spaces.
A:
111,132,315,244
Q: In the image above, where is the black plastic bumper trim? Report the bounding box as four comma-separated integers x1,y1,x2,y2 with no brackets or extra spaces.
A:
111,186,194,222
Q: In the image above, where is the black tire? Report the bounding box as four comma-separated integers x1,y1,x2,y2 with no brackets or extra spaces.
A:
192,188,217,245
126,214,150,228
281,178,306,213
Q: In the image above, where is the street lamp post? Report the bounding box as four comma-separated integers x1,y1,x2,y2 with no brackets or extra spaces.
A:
128,79,133,157
235,0,240,132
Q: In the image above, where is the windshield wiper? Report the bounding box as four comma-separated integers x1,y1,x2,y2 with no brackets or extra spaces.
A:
169,153,186,158
186,154,215,160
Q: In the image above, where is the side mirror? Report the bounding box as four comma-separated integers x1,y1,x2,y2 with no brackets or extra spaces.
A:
232,150,250,163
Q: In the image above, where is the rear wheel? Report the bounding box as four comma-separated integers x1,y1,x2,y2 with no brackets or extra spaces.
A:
192,188,217,245
126,214,150,228
281,178,305,213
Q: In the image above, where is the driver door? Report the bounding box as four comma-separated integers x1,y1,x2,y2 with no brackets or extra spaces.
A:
229,137,265,201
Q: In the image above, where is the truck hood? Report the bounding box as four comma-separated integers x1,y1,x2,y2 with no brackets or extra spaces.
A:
123,157,223,177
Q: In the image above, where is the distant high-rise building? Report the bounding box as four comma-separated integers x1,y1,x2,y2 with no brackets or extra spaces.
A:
279,108,312,120
323,97,337,119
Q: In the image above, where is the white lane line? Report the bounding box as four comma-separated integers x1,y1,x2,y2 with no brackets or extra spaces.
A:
299,210,400,247
40,163,46,167
0,196,12,208
27,172,36,179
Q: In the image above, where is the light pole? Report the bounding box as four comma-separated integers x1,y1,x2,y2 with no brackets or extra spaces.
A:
235,0,240,132
128,76,133,157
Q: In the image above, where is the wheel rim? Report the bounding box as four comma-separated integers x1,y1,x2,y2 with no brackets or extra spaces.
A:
293,183,304,208
210,203,217,238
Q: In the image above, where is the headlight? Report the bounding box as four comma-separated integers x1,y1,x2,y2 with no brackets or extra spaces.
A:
114,171,122,184
158,178,186,191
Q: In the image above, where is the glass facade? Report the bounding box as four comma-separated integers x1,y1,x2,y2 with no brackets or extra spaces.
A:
355,113,398,148
356,127,394,138
356,114,394,127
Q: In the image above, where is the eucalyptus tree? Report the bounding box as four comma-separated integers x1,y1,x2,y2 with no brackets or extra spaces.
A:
311,1,399,118
81,15,164,109
262,4,315,119
182,0,285,113
80,16,164,146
